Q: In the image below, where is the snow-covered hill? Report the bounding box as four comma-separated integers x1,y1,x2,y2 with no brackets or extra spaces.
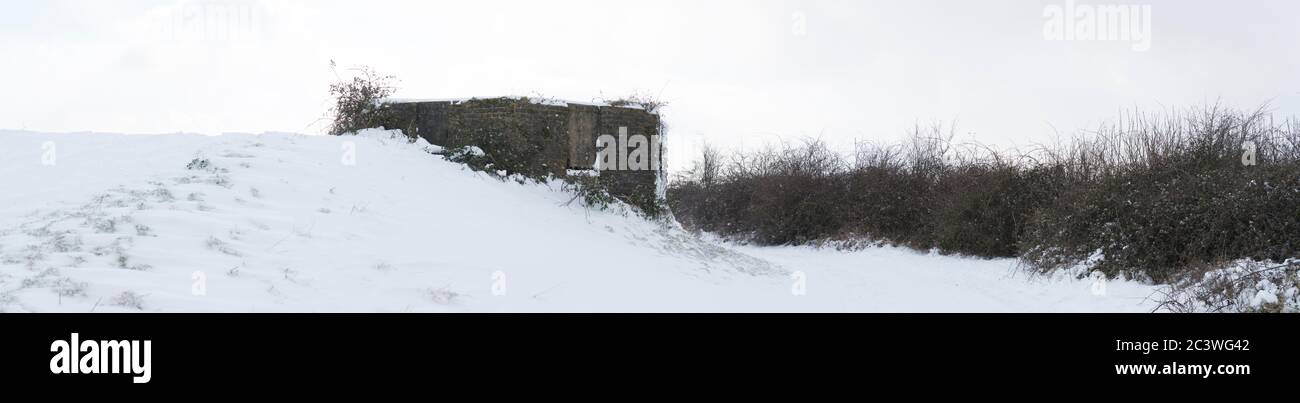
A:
0,129,1158,312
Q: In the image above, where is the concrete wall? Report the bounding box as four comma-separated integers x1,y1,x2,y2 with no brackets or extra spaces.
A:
380,97,662,209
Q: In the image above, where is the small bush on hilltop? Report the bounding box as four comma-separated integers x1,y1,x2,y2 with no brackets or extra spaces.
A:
327,64,399,136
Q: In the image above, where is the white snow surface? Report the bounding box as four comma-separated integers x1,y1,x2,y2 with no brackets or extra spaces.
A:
0,129,1158,312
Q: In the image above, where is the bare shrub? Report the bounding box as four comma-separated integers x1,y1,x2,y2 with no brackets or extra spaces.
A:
111,291,146,311
1155,261,1300,313
669,105,1300,285
328,64,399,136
428,287,461,305
205,236,240,256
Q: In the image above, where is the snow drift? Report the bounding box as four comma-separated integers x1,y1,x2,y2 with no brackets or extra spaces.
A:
0,129,1157,312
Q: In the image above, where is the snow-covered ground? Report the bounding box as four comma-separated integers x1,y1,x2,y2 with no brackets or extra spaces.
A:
0,129,1159,312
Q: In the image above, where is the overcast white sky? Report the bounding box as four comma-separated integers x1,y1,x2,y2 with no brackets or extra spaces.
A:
2,0,1298,168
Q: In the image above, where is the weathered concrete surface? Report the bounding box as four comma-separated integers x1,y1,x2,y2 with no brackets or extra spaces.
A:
380,97,662,210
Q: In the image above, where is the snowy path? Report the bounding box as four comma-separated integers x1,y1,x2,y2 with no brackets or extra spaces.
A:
738,246,1156,312
0,130,1159,313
